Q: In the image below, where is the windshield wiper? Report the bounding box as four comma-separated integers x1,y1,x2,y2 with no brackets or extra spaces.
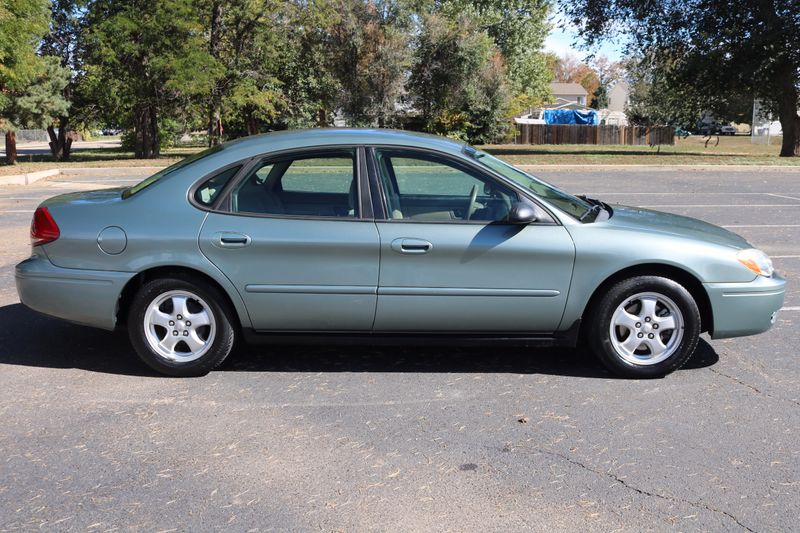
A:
579,204,603,221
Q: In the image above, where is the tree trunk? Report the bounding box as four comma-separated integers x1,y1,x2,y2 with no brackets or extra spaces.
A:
4,131,17,165
207,1,224,147
134,104,160,158
245,110,259,136
47,117,73,162
778,80,800,157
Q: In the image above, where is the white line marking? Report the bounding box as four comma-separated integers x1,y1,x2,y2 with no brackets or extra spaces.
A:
772,255,800,259
638,204,800,208
723,224,800,228
2,209,33,213
782,307,800,311
768,193,800,201
583,192,800,196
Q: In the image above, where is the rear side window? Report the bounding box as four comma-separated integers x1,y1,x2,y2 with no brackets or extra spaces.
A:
194,165,241,206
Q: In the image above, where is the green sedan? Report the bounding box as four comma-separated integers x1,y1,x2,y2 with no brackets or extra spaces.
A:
16,129,785,377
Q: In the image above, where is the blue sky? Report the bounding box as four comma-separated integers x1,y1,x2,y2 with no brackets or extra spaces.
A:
544,19,625,61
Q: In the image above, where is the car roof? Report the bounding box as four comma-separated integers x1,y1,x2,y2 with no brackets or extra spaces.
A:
220,128,469,160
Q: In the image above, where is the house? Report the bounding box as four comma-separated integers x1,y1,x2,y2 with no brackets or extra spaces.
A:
607,81,629,112
597,81,630,126
514,82,593,124
550,82,589,108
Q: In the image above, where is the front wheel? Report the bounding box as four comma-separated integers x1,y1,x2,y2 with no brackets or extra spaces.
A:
128,277,237,377
587,276,701,378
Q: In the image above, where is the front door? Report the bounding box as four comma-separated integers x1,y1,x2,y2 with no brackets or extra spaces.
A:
199,147,380,331
370,148,575,333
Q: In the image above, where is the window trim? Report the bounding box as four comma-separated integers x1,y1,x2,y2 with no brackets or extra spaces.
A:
366,146,558,226
188,145,375,222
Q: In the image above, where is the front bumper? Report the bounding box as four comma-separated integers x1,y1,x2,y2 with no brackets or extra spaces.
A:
15,255,136,331
704,273,786,339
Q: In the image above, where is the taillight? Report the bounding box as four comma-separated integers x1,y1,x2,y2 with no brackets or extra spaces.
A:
31,207,60,246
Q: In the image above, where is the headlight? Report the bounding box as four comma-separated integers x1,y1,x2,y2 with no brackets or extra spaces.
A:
737,249,774,277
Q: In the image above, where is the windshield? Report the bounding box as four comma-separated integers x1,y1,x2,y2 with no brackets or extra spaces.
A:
122,145,225,199
464,147,593,220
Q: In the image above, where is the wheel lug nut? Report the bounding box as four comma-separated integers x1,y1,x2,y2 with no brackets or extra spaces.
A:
183,331,189,336
172,330,178,336
637,332,644,338
653,324,659,330
635,322,641,328
169,320,175,326
645,317,651,322
186,321,191,326
177,314,183,320
648,333,654,339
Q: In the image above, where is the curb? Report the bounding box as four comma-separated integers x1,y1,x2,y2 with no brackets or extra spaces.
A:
0,169,60,186
0,166,161,186
59,166,164,176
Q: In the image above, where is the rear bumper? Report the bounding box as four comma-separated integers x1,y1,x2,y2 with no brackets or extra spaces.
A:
705,274,786,339
15,255,135,331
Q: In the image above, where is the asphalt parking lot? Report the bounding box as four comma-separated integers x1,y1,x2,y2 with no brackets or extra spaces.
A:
0,166,798,531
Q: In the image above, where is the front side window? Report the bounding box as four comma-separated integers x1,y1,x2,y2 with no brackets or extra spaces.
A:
230,150,358,218
375,149,517,222
463,147,592,220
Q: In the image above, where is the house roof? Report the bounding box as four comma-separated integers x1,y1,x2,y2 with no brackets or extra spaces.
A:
550,82,588,96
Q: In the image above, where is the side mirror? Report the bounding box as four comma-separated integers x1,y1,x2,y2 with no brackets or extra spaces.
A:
508,201,538,224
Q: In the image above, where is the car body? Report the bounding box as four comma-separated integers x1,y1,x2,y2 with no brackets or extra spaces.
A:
718,125,737,135
16,129,785,377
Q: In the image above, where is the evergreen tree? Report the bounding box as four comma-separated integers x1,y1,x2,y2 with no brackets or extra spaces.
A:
0,0,50,164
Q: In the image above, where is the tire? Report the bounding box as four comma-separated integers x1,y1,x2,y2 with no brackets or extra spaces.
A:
128,276,237,377
587,276,701,378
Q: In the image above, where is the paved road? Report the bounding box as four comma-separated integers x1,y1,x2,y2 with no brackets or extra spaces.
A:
0,167,798,532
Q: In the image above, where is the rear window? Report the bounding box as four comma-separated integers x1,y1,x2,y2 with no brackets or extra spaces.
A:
122,145,225,199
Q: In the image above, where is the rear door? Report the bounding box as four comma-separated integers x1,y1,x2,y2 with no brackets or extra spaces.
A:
199,147,380,331
370,147,575,333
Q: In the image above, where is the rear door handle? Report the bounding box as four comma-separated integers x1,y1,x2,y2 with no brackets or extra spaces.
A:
391,238,433,254
214,232,251,248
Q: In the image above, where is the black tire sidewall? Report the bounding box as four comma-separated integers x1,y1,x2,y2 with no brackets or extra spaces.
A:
589,276,701,378
128,277,236,377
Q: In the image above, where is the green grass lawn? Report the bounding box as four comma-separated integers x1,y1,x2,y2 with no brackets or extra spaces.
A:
1,134,798,176
0,146,195,176
484,135,800,166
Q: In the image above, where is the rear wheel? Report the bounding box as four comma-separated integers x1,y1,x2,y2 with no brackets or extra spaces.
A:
588,276,701,378
128,277,237,377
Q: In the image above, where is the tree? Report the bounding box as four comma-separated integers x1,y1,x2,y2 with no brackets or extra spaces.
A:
327,0,411,127
561,0,800,157
437,0,552,107
40,0,86,161
200,0,285,144
269,0,340,129
623,53,707,127
0,0,50,164
6,57,71,132
410,13,511,143
82,0,219,158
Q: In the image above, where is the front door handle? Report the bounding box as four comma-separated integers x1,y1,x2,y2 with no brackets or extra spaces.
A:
391,238,433,254
214,232,251,248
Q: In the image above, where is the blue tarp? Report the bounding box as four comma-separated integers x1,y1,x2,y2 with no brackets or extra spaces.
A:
543,109,599,125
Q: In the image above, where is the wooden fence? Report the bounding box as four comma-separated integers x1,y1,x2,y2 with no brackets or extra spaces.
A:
516,124,675,146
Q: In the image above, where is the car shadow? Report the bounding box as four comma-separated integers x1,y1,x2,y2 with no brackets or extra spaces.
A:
0,303,719,378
